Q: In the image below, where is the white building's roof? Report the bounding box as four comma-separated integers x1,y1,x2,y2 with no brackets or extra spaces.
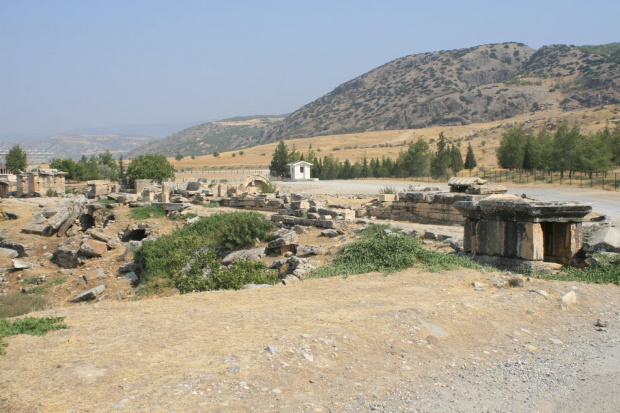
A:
287,161,313,166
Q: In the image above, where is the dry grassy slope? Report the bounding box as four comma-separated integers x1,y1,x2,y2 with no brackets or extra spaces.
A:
170,104,620,172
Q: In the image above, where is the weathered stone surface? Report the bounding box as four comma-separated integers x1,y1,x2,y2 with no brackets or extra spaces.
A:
124,271,139,286
70,284,106,303
221,247,267,265
583,226,620,253
0,247,18,259
321,229,339,238
296,244,323,256
79,239,108,257
21,223,51,236
11,259,39,270
0,237,31,257
118,261,137,273
268,230,298,249
561,290,577,305
55,236,84,268
118,240,143,262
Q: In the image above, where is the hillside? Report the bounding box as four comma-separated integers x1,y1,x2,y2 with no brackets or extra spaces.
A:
127,116,284,158
262,42,620,141
0,134,160,162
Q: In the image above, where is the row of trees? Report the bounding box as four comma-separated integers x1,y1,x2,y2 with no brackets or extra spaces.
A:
50,152,176,183
50,150,122,181
497,124,620,175
269,134,477,180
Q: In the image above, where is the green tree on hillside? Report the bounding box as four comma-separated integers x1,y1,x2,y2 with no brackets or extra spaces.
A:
405,139,432,177
269,140,289,178
5,144,28,173
464,143,477,170
126,154,175,183
430,132,451,178
450,144,464,174
497,127,526,169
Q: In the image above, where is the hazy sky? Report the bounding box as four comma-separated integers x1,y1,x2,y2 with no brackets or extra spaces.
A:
1,0,618,139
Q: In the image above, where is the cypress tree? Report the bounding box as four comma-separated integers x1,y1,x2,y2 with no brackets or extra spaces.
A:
464,143,477,170
269,140,289,178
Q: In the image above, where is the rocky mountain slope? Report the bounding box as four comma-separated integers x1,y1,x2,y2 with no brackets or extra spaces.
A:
263,42,620,140
132,42,620,157
127,116,284,158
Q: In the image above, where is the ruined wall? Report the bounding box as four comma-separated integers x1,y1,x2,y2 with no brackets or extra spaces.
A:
365,191,478,225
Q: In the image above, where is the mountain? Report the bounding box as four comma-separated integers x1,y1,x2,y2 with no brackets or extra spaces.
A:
262,42,620,140
0,134,160,162
127,116,284,158
130,42,620,157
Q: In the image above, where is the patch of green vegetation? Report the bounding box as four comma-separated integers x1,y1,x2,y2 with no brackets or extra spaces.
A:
536,254,620,285
311,230,479,278
577,42,620,56
23,277,67,295
0,293,48,318
0,317,67,355
379,186,398,195
167,212,198,221
130,205,166,220
93,198,116,205
134,212,273,283
261,182,277,193
173,251,278,293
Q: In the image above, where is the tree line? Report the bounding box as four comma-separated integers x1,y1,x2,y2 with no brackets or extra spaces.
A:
50,150,122,181
269,133,477,180
497,124,620,176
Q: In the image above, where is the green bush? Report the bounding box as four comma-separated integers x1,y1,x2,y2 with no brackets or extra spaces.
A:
0,317,67,355
379,186,398,195
134,212,273,282
536,254,620,285
173,251,278,293
311,230,479,278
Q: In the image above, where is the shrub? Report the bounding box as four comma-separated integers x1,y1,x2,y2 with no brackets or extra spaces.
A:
134,212,273,282
45,188,55,197
535,254,620,285
261,182,277,193
173,251,278,293
0,317,67,355
311,230,479,278
379,186,398,194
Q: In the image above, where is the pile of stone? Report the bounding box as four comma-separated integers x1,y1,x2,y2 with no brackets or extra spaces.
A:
55,229,123,269
271,193,356,230
269,255,317,284
448,177,508,195
221,193,282,210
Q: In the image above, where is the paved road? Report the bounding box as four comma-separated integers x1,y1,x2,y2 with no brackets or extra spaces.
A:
283,179,620,222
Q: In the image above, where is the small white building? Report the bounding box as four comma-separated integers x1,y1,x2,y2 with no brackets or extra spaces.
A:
287,161,317,181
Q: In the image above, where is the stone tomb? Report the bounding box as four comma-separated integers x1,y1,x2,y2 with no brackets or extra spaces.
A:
454,195,592,270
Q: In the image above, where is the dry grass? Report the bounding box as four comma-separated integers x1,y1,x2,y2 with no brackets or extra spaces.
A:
1,268,618,411
169,104,620,173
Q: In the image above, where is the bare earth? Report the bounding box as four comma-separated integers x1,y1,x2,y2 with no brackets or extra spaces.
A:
1,186,620,412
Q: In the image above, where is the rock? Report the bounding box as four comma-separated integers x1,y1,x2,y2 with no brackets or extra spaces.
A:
11,259,39,270
530,289,548,297
124,271,139,286
268,230,298,249
0,237,31,257
240,283,272,290
489,275,507,288
472,282,487,289
118,261,137,273
561,291,577,305
266,345,278,355
55,236,84,269
70,284,106,303
221,247,267,265
83,268,107,283
292,225,309,234
0,247,18,259
282,274,299,285
549,338,563,345
296,245,323,256
583,226,620,253
509,275,524,287
321,229,339,238
446,238,463,252
424,231,437,240
79,239,108,257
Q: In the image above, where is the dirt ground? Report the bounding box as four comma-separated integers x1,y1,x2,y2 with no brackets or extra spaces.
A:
1,193,619,412
1,266,619,412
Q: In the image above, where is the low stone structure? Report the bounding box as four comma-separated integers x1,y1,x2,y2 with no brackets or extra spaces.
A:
454,195,592,271
87,180,114,199
448,177,507,195
16,169,67,197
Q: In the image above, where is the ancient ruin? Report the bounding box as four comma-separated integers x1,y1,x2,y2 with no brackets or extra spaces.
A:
455,195,592,271
16,169,67,197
